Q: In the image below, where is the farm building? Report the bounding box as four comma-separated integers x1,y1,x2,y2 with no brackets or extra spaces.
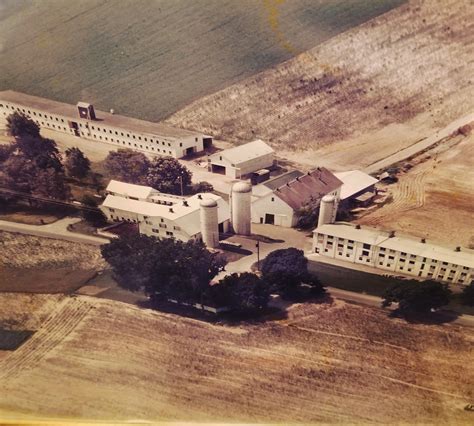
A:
334,170,379,206
313,224,474,286
207,139,274,179
251,168,342,227
0,90,212,158
101,180,230,247
311,196,474,285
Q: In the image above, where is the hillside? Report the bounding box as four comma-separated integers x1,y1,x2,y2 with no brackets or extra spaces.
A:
1,294,473,423
0,0,404,121
167,0,474,170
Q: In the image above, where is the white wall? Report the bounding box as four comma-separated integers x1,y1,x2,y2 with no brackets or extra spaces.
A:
0,101,203,159
313,231,473,285
251,193,295,227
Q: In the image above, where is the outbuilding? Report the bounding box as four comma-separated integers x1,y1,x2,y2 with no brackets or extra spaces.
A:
334,170,378,207
207,139,274,179
251,168,342,227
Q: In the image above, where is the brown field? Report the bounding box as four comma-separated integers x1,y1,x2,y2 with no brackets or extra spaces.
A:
358,133,474,247
0,232,105,293
0,294,473,424
166,0,474,171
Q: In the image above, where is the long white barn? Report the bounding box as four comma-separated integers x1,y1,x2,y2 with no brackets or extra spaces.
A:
101,180,230,243
0,90,212,158
313,223,474,286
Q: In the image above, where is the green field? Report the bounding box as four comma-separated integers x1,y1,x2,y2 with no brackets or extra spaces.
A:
0,0,404,121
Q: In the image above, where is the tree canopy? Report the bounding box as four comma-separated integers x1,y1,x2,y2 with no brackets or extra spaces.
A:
0,113,70,200
382,280,452,314
261,248,324,299
146,156,193,195
101,234,227,302
208,272,270,313
65,147,91,179
6,111,40,138
104,149,150,184
460,283,474,306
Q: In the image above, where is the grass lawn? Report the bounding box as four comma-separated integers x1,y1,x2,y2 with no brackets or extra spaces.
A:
0,201,73,225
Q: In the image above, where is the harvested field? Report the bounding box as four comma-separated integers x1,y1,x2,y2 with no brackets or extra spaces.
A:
0,0,404,121
0,232,106,293
0,294,473,423
358,133,474,247
167,0,474,171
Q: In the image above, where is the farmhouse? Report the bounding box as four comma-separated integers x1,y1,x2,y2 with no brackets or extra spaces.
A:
101,180,230,245
207,139,274,179
334,170,379,206
313,223,474,285
251,168,342,227
0,90,212,158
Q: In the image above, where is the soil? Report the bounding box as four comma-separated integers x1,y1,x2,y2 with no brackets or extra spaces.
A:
0,231,106,294
0,294,473,424
166,0,474,171
357,133,474,247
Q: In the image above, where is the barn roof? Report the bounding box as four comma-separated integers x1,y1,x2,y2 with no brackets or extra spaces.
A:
274,168,342,211
211,140,274,166
264,170,304,191
106,180,157,200
335,170,379,200
0,90,201,139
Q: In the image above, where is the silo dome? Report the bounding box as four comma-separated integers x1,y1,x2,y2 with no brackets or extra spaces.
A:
231,182,251,235
199,198,218,208
200,197,219,248
232,181,252,193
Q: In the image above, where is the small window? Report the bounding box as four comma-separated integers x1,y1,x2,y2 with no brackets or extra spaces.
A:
271,197,274,202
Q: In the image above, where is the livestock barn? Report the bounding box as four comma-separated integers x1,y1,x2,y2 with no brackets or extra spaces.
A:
0,90,212,158
251,168,342,227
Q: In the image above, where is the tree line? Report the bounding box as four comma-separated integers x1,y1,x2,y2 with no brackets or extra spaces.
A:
0,112,91,200
101,235,326,316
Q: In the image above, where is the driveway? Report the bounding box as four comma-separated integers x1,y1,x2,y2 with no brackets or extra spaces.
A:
0,217,109,246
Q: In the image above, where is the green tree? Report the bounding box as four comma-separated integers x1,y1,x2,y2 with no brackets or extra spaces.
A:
101,234,227,302
15,136,63,172
191,181,214,194
0,144,14,163
31,168,70,200
209,272,269,313
382,280,452,314
146,156,192,195
80,194,108,227
460,283,474,306
261,248,324,299
296,196,319,229
65,147,91,179
6,112,40,138
104,149,150,184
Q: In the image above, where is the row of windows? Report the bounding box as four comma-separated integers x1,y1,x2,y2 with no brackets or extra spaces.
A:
1,103,200,148
318,235,471,275
89,133,174,154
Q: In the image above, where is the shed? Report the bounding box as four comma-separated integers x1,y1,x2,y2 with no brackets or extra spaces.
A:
208,140,274,179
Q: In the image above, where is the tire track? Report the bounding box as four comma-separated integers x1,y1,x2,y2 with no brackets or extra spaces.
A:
362,168,429,226
0,297,92,381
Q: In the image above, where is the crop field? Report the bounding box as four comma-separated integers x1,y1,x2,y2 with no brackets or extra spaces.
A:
358,132,474,247
168,0,474,171
0,294,473,423
0,231,105,293
0,0,404,121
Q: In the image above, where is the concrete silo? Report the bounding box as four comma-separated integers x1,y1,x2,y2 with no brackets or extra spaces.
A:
318,194,337,227
231,182,251,235
200,198,219,248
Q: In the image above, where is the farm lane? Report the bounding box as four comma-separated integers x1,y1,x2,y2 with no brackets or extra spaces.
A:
0,218,109,246
364,113,474,174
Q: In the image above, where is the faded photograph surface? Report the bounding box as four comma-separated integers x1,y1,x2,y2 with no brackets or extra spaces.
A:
0,0,473,424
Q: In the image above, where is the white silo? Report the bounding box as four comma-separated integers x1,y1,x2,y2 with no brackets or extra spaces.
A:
318,194,337,227
200,198,219,248
231,182,251,235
